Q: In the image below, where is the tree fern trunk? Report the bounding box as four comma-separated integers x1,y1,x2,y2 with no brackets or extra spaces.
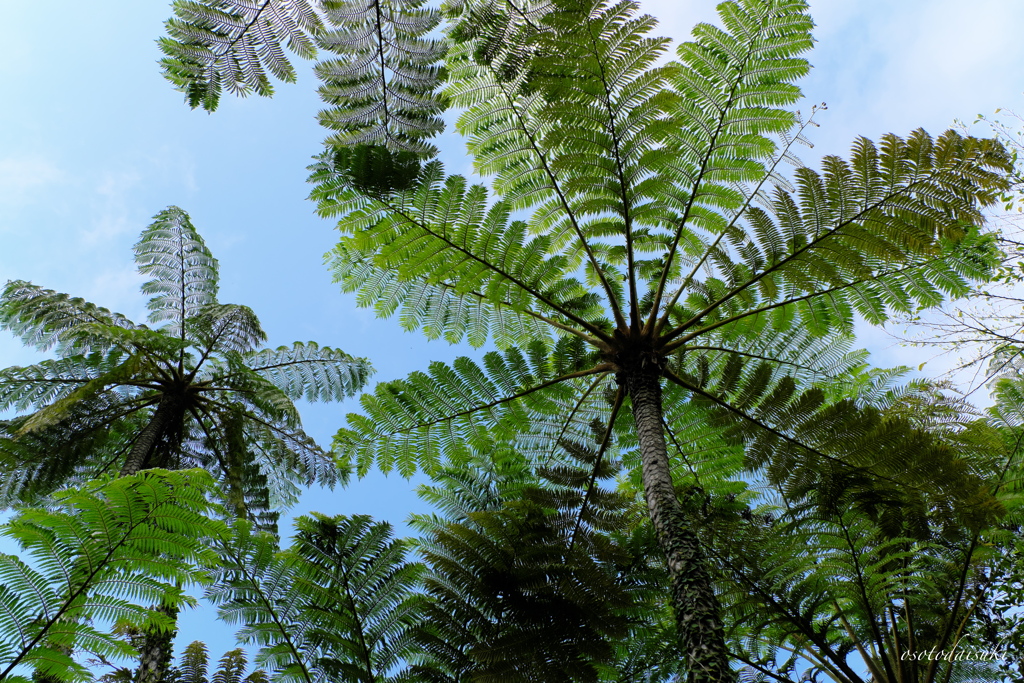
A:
124,398,183,682
133,602,179,683
624,368,734,683
121,396,179,476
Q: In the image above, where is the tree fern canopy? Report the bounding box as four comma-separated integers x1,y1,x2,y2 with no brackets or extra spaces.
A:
0,207,372,526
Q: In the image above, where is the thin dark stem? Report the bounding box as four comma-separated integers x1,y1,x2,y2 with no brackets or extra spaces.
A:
566,388,623,555
542,372,610,466
384,365,611,434
654,112,819,335
837,518,896,683
579,16,640,330
487,68,627,330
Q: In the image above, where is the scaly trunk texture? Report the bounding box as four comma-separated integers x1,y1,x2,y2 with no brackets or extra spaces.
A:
133,602,179,683
121,395,180,476
624,368,734,683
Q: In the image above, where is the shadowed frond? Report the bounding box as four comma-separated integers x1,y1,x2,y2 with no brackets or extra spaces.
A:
410,442,664,682
208,515,424,683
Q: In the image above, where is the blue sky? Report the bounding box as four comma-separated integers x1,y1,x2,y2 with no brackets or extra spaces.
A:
2,0,1024,672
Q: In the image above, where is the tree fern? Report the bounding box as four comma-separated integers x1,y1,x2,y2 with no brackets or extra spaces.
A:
159,641,269,683
0,469,225,683
0,206,371,520
161,0,1015,679
409,441,671,682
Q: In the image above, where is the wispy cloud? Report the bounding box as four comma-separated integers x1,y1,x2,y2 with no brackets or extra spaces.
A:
0,156,63,203
84,265,148,323
82,169,143,244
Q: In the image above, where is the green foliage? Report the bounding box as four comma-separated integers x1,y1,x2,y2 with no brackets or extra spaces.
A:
410,442,672,682
335,337,602,476
208,515,424,683
315,0,1013,486
160,0,449,155
160,0,324,110
316,0,447,156
0,470,225,683
163,641,268,683
173,641,210,683
159,0,1018,679
679,381,1024,683
327,145,423,196
0,206,372,523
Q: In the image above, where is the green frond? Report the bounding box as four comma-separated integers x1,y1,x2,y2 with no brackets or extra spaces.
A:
312,161,608,347
208,515,424,683
135,206,219,333
0,470,225,682
160,0,324,111
189,304,267,355
674,353,1003,535
333,339,603,476
327,241,552,349
171,641,210,683
241,341,372,402
0,350,132,413
410,443,662,682
15,354,149,436
0,281,139,354
315,0,447,157
210,649,253,683
664,130,1011,344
